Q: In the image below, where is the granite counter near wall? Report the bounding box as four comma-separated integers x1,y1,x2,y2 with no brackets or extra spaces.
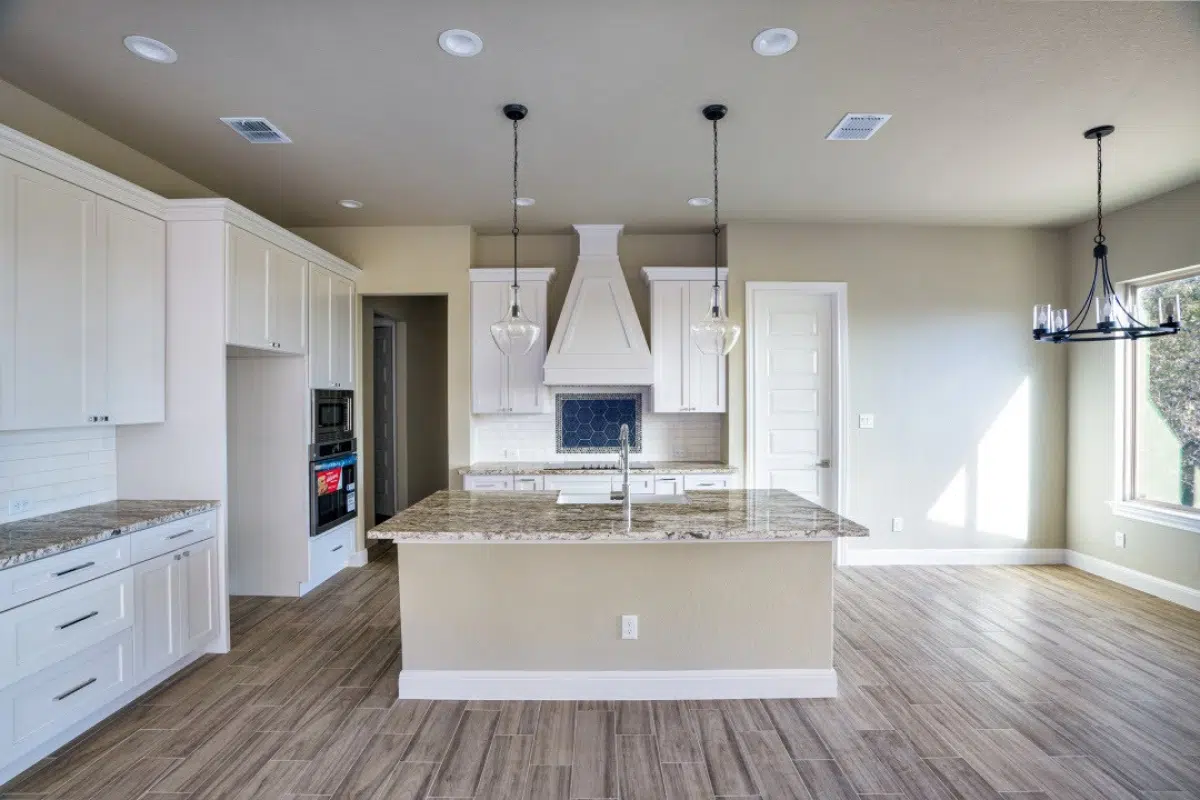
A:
459,461,737,476
0,499,219,570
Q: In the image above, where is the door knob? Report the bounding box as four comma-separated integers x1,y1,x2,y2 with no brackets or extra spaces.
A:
817,458,832,468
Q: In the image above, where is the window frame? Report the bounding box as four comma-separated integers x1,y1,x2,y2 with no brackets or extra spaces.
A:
1111,265,1200,533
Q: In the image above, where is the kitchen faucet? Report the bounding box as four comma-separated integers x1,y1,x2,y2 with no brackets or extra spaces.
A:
611,423,632,524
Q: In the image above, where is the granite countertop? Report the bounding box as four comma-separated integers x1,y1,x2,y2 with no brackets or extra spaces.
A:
369,489,868,543
0,500,219,570
459,461,738,476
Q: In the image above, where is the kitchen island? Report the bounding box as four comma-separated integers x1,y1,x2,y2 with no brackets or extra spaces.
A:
369,489,868,700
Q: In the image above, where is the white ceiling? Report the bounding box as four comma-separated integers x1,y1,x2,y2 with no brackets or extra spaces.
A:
0,0,1197,231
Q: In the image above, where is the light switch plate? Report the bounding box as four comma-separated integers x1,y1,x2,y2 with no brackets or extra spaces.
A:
892,517,904,532
6,497,32,516
859,414,875,429
1115,531,1126,548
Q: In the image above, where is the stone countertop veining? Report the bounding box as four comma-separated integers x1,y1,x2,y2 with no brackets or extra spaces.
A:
458,461,738,476
369,489,867,543
0,499,219,570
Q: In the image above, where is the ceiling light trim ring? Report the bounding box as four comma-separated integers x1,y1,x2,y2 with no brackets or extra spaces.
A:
123,35,178,64
439,29,483,57
752,27,798,57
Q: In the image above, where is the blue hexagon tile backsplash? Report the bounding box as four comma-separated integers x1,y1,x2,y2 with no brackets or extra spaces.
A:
556,393,642,453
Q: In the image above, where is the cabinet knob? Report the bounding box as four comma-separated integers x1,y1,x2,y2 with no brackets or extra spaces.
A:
174,554,182,561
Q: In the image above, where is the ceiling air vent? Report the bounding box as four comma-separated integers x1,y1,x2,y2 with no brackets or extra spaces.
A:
220,117,292,144
826,113,891,141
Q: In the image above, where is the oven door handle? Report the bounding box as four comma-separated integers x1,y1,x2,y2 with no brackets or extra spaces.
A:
345,396,353,432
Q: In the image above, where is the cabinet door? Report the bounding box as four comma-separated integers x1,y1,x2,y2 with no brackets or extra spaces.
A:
330,273,355,389
180,538,218,654
0,158,103,430
132,551,182,681
507,280,547,413
308,264,333,388
268,246,307,354
226,226,271,349
100,198,165,424
470,281,509,413
650,281,688,413
687,280,726,412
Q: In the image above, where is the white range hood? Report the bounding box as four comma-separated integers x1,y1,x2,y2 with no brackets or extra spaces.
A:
543,224,652,385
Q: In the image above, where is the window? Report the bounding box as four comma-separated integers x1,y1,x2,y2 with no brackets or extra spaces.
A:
1126,270,1200,513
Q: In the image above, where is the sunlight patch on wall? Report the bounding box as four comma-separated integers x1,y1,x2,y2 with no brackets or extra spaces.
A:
928,467,968,528
976,378,1031,540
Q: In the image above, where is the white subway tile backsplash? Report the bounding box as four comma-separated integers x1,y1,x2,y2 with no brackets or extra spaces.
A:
0,426,117,523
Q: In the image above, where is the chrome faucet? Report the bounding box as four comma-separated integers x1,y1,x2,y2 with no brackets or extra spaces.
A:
611,423,632,523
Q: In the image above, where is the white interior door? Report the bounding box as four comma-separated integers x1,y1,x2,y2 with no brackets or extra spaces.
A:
748,286,837,507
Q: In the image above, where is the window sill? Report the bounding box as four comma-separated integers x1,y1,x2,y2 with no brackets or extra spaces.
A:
1108,500,1200,534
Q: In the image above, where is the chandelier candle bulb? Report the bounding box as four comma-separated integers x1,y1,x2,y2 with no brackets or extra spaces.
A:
1053,308,1069,332
1033,304,1051,332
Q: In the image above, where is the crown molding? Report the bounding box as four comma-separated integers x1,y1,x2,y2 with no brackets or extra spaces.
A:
641,267,729,283
0,123,168,218
165,198,361,279
469,267,556,283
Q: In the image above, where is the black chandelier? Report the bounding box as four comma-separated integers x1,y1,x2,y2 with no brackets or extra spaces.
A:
1033,125,1182,343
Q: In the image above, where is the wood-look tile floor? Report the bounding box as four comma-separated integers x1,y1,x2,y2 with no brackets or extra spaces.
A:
4,548,1200,799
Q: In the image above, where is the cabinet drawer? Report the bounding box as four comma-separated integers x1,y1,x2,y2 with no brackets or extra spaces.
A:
464,475,514,491
654,475,683,495
0,538,131,613
684,475,731,491
512,476,544,491
129,511,216,564
611,477,654,495
543,475,614,494
309,524,353,583
0,629,134,760
0,568,134,690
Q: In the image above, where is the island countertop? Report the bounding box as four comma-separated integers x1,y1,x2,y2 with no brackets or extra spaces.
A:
369,489,868,543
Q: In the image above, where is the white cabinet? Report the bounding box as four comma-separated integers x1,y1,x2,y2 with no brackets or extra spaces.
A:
132,535,217,681
227,226,306,354
309,264,356,389
470,269,553,414
643,268,728,413
464,475,515,491
684,474,734,491
654,475,684,495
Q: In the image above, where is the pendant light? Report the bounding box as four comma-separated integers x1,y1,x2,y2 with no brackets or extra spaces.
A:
1033,126,1182,343
691,104,741,356
490,103,542,355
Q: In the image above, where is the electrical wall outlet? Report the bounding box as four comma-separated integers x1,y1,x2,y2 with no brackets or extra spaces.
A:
7,497,32,516
859,413,875,429
1115,531,1126,548
621,614,638,640
892,517,904,532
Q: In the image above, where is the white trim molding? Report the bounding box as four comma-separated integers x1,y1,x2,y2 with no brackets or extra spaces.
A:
1066,551,1200,612
470,267,557,283
1108,500,1200,534
640,267,729,283
841,547,1067,566
396,669,838,701
347,548,370,567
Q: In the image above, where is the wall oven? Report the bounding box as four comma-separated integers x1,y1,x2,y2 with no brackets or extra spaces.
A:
313,389,354,444
311,443,357,536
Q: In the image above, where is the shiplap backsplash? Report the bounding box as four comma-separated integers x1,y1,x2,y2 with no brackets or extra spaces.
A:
472,387,722,462
0,426,117,524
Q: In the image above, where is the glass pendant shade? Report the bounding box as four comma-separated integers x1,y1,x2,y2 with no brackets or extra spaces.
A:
692,284,741,356
490,285,541,356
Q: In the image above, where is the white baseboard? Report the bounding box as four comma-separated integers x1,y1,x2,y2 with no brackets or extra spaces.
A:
347,548,369,567
397,669,838,701
1065,551,1200,612
0,649,206,786
841,547,1067,566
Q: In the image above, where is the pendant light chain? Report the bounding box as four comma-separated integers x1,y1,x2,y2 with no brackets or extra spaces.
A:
512,116,520,292
712,115,721,292
1094,134,1104,246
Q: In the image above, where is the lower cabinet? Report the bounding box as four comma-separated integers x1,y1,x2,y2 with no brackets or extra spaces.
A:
133,537,218,682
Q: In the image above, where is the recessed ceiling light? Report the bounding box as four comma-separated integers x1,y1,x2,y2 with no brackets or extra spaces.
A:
513,197,535,207
439,29,483,57
338,199,364,209
123,35,178,64
752,28,797,57
688,197,713,207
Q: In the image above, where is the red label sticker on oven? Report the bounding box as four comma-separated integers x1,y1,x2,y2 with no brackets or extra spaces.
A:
316,467,342,496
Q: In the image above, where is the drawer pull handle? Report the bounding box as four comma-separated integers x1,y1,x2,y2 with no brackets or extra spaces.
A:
56,611,100,631
54,677,97,702
331,544,344,552
52,562,95,578
166,529,195,540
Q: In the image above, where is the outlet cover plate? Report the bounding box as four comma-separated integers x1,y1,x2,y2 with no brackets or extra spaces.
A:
859,413,875,429
621,614,638,640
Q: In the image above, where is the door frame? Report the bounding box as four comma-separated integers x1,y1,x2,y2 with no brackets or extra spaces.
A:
372,315,407,516
745,282,850,563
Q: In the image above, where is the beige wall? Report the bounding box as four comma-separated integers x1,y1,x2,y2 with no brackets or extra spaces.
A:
0,78,216,199
1065,180,1200,590
397,541,834,670
726,223,1070,553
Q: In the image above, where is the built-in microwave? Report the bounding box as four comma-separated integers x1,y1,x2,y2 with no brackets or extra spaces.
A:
313,389,354,444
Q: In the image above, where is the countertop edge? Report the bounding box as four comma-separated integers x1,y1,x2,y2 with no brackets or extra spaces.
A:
458,462,739,476
367,531,860,543
0,501,220,571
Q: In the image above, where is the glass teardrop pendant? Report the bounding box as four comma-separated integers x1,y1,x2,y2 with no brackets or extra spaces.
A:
691,283,741,356
490,285,541,355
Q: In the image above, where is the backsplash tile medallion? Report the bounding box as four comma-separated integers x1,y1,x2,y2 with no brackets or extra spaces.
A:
556,393,642,453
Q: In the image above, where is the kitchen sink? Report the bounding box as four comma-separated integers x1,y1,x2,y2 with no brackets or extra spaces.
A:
556,493,691,505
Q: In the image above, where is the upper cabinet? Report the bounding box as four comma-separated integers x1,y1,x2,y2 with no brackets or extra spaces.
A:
0,156,165,431
470,268,554,414
226,226,306,354
309,264,356,390
642,268,728,414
